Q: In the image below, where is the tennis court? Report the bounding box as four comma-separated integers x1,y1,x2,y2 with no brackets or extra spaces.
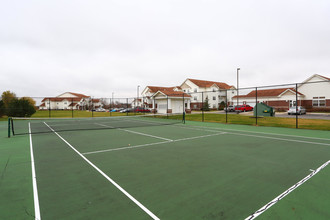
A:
2,115,330,219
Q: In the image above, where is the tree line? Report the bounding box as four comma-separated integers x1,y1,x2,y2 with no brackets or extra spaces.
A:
0,91,36,117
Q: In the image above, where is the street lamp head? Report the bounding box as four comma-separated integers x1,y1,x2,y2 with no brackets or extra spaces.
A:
237,68,240,70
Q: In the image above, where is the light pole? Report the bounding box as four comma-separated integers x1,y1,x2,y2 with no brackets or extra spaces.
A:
137,85,140,107
237,68,240,107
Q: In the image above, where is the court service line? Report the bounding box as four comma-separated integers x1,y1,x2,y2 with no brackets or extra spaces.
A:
96,123,173,141
28,123,41,220
174,125,330,146
245,159,330,220
82,132,226,155
43,122,160,220
175,124,330,141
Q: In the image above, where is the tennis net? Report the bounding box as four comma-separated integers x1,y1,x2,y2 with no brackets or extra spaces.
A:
9,113,184,136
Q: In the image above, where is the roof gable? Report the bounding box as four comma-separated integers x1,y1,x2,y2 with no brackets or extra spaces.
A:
183,78,232,90
233,87,304,98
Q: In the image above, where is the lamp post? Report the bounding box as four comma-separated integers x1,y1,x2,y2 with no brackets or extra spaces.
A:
237,68,240,106
137,85,140,107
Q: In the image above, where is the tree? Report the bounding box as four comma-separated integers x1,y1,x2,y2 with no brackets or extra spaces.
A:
7,98,36,117
202,97,210,111
1,91,16,108
0,100,5,117
219,101,225,110
21,97,36,108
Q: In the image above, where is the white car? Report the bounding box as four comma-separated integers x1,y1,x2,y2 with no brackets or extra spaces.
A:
288,106,306,115
95,108,106,112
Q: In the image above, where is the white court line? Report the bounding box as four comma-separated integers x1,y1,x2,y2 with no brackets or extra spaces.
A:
43,122,160,220
83,132,226,155
96,123,173,141
245,160,330,220
174,125,330,146
29,123,41,220
175,124,330,141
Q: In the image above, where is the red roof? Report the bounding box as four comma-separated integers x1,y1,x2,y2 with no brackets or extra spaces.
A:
147,86,179,93
233,88,303,98
155,88,191,97
188,79,232,89
41,97,83,102
318,75,330,81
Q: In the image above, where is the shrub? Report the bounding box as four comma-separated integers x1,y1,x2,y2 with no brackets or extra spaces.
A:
7,98,36,117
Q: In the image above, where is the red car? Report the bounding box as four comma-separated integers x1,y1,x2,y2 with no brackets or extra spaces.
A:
235,104,253,112
133,107,151,113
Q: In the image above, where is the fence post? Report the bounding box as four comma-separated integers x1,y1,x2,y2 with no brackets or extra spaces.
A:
225,90,228,124
127,98,129,116
72,98,74,118
202,92,204,122
296,83,298,129
91,97,94,118
48,99,51,118
110,98,112,116
167,95,169,119
255,87,258,125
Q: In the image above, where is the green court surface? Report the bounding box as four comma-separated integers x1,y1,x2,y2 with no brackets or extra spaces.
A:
1,118,330,219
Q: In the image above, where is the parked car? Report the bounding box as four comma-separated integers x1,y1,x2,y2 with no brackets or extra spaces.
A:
95,108,106,112
224,105,235,112
120,108,133,113
235,104,253,112
133,107,151,113
287,106,306,115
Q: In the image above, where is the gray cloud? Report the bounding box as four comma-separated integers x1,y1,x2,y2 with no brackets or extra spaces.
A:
1,0,330,98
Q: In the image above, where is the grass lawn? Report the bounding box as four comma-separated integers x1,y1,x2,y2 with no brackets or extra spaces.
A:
185,113,330,131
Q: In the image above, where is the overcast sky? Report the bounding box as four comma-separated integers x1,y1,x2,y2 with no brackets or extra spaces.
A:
1,0,330,98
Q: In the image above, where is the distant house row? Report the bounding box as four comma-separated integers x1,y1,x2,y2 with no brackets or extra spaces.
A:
39,74,329,113
39,92,103,110
137,74,329,113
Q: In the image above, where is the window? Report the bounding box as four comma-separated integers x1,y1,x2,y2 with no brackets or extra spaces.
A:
213,104,216,108
212,88,216,92
193,104,197,109
194,96,197,100
313,97,326,107
194,88,197,92
64,102,67,105
213,96,216,100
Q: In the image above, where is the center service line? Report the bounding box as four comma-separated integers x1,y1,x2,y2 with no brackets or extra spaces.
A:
43,122,160,220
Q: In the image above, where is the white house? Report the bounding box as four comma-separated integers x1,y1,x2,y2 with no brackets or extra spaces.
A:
232,88,304,111
232,74,330,111
39,92,103,110
180,79,236,110
151,88,191,114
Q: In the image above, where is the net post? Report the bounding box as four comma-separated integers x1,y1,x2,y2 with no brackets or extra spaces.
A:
8,117,11,138
255,87,258,125
225,89,228,124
